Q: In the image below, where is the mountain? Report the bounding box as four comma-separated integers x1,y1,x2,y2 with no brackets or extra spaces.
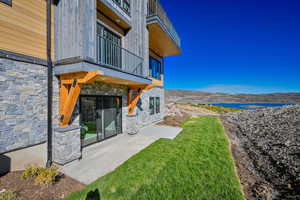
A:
165,89,300,104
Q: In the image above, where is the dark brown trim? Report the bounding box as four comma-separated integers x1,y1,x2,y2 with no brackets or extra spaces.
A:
0,49,47,66
46,0,53,168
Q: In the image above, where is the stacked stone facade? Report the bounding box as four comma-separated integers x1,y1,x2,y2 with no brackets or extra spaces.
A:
53,126,81,165
0,58,59,153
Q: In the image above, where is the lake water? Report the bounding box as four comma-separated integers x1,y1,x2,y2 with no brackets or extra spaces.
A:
211,103,292,110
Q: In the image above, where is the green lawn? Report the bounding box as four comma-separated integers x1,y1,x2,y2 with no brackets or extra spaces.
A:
66,117,244,200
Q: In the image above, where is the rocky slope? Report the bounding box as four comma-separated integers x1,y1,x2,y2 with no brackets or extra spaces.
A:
166,89,300,104
222,105,300,200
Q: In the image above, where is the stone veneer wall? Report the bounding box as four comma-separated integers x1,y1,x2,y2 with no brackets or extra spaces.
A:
133,87,165,128
79,82,165,133
0,58,59,153
53,126,81,165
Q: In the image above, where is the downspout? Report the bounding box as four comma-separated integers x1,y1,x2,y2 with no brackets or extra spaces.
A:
46,0,53,168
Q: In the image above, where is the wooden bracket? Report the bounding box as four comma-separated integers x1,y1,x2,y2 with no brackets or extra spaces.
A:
128,88,144,115
59,71,103,126
127,83,158,115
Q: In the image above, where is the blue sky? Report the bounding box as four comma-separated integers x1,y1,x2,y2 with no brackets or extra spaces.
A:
161,0,300,94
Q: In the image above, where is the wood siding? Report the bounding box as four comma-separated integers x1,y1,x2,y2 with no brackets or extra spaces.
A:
55,0,96,61
0,0,54,59
98,0,149,77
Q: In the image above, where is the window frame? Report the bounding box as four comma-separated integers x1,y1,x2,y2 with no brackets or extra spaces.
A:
149,97,155,115
149,56,162,80
112,0,131,16
0,0,12,6
155,97,160,114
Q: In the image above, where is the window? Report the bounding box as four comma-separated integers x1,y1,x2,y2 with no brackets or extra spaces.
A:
97,23,122,68
155,97,160,113
0,0,12,6
149,97,155,115
149,57,162,80
114,0,121,6
122,0,131,14
150,97,160,115
112,0,131,15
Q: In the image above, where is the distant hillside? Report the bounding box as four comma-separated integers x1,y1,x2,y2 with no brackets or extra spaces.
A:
165,89,300,104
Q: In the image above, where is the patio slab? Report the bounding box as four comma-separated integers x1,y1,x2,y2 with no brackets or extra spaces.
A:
62,125,182,184
140,125,182,139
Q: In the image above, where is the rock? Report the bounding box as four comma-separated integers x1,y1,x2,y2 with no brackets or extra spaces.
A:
223,105,300,199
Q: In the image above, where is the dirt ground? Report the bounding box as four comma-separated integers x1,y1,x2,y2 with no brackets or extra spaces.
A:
159,103,219,127
0,171,84,200
221,117,274,200
157,112,191,127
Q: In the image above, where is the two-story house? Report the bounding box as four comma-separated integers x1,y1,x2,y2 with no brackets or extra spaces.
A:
0,0,181,168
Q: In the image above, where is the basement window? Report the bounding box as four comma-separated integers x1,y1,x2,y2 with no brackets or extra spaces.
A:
0,0,12,6
149,97,155,115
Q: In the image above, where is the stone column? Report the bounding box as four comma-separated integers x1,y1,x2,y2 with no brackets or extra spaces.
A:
53,125,81,165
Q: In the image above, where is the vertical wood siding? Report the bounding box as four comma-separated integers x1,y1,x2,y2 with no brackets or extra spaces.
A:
55,0,96,61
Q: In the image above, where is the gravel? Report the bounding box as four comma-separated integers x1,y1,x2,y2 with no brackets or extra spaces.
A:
223,105,300,200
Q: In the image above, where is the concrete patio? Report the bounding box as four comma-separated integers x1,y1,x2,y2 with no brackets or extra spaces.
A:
62,124,182,184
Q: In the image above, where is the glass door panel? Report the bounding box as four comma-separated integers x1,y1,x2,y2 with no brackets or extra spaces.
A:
103,96,118,138
80,96,122,147
80,97,98,146
96,97,104,141
116,97,122,134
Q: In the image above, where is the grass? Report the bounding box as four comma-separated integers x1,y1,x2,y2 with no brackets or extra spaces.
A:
191,104,243,113
66,116,244,200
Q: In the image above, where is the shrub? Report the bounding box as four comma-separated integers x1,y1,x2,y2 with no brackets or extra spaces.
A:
34,167,59,185
0,190,17,200
21,165,41,179
21,165,59,185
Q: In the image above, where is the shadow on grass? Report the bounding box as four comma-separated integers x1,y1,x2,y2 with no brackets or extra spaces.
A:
86,188,101,200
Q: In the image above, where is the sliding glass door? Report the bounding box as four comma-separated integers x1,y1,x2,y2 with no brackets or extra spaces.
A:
80,97,100,146
80,96,122,147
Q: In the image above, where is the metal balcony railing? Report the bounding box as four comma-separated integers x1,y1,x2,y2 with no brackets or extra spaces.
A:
147,0,181,48
111,0,131,16
96,34,144,77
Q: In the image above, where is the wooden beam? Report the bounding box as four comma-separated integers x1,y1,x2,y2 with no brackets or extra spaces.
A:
128,88,143,115
60,71,103,85
59,84,69,114
60,80,81,126
59,71,103,126
127,89,132,107
83,70,103,83
127,78,164,114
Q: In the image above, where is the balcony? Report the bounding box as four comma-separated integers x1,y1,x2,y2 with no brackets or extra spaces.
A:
96,34,143,77
54,35,150,88
147,0,181,57
98,0,131,31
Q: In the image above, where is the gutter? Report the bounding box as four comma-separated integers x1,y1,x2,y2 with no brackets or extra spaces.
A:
46,0,53,168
